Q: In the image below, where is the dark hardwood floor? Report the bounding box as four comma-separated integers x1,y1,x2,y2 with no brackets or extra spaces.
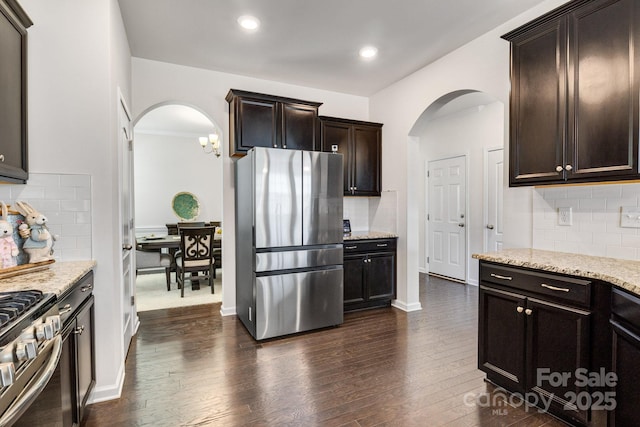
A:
84,275,566,426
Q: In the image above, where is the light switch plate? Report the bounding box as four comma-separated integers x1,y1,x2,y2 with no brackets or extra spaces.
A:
621,206,640,228
558,207,572,226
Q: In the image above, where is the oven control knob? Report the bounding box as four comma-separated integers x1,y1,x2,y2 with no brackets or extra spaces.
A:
15,339,37,361
35,322,54,341
0,363,15,387
46,315,62,334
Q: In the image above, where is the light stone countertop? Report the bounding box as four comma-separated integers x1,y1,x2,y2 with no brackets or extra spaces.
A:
0,261,96,296
473,248,640,296
344,231,398,241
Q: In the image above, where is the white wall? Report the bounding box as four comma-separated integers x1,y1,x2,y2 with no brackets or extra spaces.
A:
368,0,567,311
417,101,504,285
21,0,132,403
131,58,370,315
133,132,223,232
533,183,640,260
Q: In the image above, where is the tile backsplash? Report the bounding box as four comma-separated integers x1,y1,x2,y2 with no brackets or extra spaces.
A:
533,183,640,260
343,191,398,234
0,173,92,261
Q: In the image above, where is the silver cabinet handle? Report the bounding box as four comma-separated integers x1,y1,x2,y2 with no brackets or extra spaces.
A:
59,304,72,315
565,164,573,171
541,283,570,292
376,244,388,247
490,273,512,281
345,245,357,250
525,309,533,316
556,165,563,172
81,284,93,292
516,306,524,313
74,325,85,335
486,224,494,229
0,154,4,162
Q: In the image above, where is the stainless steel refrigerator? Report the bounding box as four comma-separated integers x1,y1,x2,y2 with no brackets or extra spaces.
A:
235,147,344,340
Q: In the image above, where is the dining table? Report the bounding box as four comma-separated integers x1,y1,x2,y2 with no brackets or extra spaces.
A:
136,234,221,290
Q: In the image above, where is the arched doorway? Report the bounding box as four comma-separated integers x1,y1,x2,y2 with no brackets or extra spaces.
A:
132,103,224,311
409,90,504,285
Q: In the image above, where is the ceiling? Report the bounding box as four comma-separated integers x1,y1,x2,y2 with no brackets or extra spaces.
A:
118,0,549,97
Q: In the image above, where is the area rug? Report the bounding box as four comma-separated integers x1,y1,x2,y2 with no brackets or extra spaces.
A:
135,272,222,312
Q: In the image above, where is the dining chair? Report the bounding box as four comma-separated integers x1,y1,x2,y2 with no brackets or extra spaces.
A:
175,226,216,297
135,247,172,290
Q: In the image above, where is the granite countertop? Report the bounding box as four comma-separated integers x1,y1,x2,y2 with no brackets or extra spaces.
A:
344,231,398,241
473,248,640,296
0,260,96,296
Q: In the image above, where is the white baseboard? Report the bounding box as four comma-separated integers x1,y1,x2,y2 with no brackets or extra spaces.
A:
391,299,422,312
220,304,236,316
418,267,427,274
87,362,125,404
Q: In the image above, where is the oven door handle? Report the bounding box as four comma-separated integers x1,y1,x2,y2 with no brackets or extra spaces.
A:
0,335,63,426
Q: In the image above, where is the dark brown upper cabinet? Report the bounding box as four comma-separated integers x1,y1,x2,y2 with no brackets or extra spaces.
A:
319,116,382,197
503,0,640,186
226,89,321,157
0,0,32,183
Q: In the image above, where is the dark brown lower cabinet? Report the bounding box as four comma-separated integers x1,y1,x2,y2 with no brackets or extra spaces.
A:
343,238,396,312
610,288,640,426
478,261,608,426
59,272,95,426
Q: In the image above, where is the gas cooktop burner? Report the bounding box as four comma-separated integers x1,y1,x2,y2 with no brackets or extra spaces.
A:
0,290,45,329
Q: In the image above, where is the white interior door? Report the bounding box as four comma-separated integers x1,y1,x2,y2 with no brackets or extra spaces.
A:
428,155,467,282
119,93,136,356
485,148,504,252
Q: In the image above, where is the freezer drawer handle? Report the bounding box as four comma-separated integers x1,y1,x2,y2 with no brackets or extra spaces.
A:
490,273,512,281
540,283,570,292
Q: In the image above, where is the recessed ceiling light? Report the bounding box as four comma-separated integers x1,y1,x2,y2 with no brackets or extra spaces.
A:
359,46,378,59
238,15,260,32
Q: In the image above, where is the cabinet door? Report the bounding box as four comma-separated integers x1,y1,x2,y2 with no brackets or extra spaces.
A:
75,297,95,423
478,286,527,391
281,103,318,151
610,321,640,427
526,298,590,425
366,252,395,301
352,125,381,196
567,0,640,181
343,254,366,307
0,2,28,183
320,120,352,194
509,19,566,185
60,324,75,427
236,96,278,151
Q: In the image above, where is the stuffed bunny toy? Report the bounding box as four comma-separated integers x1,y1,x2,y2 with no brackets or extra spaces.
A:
0,202,19,269
14,201,54,264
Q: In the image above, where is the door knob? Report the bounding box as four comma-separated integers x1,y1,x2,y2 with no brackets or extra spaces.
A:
123,244,132,251
458,223,465,227
486,224,494,230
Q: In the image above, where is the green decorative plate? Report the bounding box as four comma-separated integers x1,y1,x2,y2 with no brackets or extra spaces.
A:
172,192,200,221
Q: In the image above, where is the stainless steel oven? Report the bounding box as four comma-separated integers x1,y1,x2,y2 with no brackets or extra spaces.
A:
0,290,62,426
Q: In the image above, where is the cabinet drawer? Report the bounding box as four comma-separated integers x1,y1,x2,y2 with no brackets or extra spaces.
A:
480,263,591,307
344,238,396,253
612,288,640,332
58,272,94,325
